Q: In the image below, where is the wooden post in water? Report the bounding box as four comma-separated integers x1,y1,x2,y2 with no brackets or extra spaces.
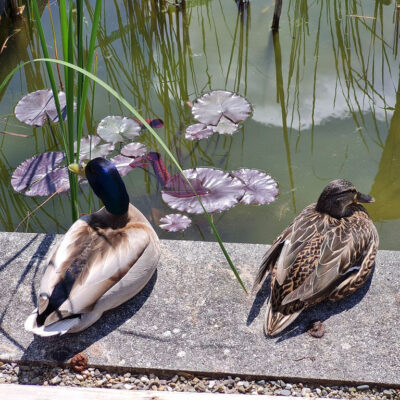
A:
271,0,282,32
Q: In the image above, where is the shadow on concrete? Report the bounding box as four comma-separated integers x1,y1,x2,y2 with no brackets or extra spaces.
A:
247,267,375,341
246,276,271,326
21,270,158,363
0,234,56,353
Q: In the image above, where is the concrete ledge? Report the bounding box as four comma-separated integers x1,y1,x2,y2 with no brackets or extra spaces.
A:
0,384,314,400
0,233,399,386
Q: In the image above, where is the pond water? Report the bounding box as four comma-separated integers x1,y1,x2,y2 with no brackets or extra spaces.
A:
0,0,399,249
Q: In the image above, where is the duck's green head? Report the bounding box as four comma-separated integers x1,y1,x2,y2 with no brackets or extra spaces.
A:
70,158,129,215
316,179,374,218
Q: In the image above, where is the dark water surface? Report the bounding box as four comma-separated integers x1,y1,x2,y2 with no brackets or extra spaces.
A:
0,1,399,249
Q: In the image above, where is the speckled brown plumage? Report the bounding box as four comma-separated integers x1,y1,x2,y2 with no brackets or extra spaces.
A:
253,180,379,336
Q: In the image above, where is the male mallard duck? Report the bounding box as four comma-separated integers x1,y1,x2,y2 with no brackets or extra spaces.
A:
253,179,379,336
25,157,160,336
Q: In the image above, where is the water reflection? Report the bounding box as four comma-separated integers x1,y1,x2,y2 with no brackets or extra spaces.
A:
369,69,400,222
0,1,399,249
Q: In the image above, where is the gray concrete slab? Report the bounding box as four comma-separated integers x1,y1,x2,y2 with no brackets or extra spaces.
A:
0,233,399,386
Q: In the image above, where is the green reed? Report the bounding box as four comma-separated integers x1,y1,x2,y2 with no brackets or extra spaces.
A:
30,0,101,221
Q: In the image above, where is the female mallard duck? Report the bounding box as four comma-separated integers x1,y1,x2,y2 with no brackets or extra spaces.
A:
25,157,160,336
253,179,379,336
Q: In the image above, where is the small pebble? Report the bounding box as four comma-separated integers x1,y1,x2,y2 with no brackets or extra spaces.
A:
50,376,62,385
357,384,370,391
301,387,311,396
280,389,291,396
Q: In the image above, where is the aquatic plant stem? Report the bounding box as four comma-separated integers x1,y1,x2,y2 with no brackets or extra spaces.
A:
272,0,282,32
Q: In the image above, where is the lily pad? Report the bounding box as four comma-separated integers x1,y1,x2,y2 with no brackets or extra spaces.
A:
159,213,192,232
210,116,239,135
15,90,68,127
75,136,115,160
232,168,279,205
120,142,148,158
192,90,252,128
110,155,137,176
163,174,210,196
97,116,141,144
185,123,214,140
110,154,148,176
162,168,244,214
25,167,70,197
11,152,69,196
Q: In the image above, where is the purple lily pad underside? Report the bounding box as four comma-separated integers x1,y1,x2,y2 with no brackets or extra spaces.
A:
148,118,164,129
97,116,141,144
232,168,279,205
192,90,252,127
159,213,192,232
137,118,164,130
11,152,66,195
162,168,244,214
185,123,214,140
15,90,67,127
120,142,148,158
75,136,115,160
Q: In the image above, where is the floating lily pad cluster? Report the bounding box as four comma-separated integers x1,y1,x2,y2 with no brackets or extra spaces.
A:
11,94,161,196
12,89,277,235
144,152,279,232
185,90,252,140
10,140,149,197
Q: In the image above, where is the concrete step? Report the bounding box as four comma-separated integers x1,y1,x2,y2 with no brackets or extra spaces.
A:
0,233,399,386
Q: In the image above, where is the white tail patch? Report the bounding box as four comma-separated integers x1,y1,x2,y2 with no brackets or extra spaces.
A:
346,265,361,273
24,309,80,337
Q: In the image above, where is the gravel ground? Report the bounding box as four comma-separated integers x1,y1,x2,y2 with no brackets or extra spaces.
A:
0,361,399,399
